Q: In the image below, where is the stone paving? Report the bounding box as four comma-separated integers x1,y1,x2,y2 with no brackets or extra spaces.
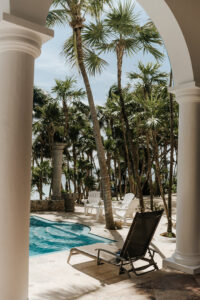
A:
29,197,200,300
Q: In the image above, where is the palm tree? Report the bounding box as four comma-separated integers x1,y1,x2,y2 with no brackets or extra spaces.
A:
167,70,176,236
83,1,163,211
52,76,85,139
33,87,49,119
104,85,135,194
128,62,168,99
128,62,168,209
31,161,52,200
33,97,66,198
132,87,170,217
47,0,115,229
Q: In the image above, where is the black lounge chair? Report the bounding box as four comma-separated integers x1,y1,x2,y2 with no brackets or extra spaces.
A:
68,210,164,277
97,210,164,277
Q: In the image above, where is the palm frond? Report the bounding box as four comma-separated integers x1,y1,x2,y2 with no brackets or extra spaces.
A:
62,34,79,68
83,21,109,48
105,0,139,37
122,38,140,55
86,0,113,20
137,22,164,61
84,49,108,75
46,9,69,27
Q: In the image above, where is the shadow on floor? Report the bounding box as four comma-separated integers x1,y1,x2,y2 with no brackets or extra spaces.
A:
71,259,128,285
134,270,200,299
32,265,200,300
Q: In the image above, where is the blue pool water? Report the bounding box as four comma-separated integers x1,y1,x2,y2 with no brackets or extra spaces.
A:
29,216,113,257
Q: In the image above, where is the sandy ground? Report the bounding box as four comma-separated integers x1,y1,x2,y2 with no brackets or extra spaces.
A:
29,195,200,300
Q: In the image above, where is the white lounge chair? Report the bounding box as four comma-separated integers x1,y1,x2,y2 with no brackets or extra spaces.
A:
113,193,139,224
82,191,103,216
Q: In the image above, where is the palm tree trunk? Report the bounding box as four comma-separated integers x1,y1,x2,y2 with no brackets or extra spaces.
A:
38,181,43,201
62,99,69,137
106,151,111,179
75,27,115,229
152,131,169,218
146,134,154,210
162,142,168,185
121,116,135,193
116,45,144,211
168,70,174,234
113,157,118,200
72,144,77,194
49,178,52,198
90,153,93,177
118,158,122,199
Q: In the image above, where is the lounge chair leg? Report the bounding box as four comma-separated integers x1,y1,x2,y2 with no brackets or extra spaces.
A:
67,249,78,264
119,266,130,278
118,261,130,278
97,250,101,265
97,250,104,265
119,267,124,275
148,248,159,271
154,262,158,270
67,251,72,263
119,261,124,274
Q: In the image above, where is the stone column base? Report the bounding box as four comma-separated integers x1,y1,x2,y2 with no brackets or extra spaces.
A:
163,257,200,274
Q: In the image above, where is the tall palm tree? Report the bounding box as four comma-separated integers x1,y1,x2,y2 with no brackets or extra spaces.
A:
83,1,163,210
33,87,49,119
167,70,175,236
128,62,168,209
52,76,85,139
47,0,115,229
128,62,168,99
31,161,52,200
105,85,135,193
33,98,65,198
133,87,169,217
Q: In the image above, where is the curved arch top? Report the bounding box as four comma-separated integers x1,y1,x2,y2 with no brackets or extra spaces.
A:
137,0,199,88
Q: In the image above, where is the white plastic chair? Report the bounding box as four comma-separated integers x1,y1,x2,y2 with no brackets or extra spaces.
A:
82,191,103,215
112,193,135,209
113,194,139,224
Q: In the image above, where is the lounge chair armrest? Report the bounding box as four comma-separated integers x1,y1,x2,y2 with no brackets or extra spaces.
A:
95,248,126,261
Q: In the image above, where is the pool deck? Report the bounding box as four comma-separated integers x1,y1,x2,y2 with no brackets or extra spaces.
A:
29,196,200,300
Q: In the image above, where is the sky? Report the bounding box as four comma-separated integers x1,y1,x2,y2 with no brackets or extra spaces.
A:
34,1,171,106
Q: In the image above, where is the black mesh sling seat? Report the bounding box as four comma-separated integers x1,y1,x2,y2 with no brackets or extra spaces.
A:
96,210,164,277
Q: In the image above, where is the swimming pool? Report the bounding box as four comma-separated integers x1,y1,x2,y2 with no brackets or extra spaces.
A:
29,216,113,256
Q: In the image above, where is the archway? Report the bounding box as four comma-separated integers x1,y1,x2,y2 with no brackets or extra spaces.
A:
0,1,200,299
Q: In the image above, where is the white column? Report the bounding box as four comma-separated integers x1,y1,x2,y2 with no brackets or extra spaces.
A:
52,143,66,200
163,83,200,274
0,15,53,300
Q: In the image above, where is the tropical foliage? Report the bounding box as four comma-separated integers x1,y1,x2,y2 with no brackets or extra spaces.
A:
31,1,178,234
32,61,178,235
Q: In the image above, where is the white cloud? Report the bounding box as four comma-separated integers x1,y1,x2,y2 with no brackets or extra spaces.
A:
35,53,69,75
